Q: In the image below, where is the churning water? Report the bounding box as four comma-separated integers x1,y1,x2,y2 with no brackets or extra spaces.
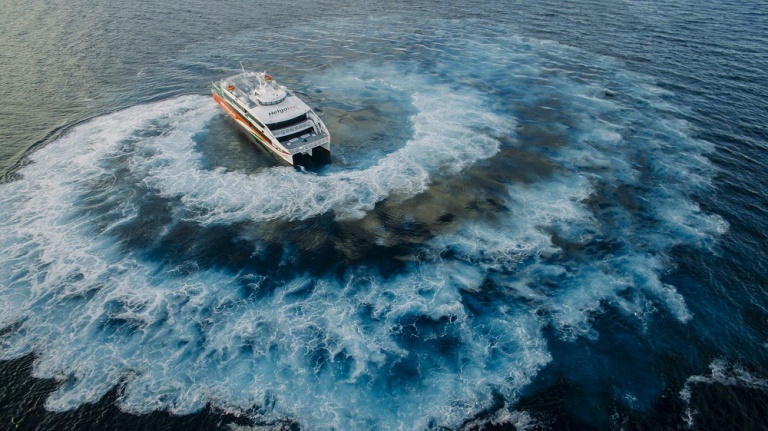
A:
1,1,767,430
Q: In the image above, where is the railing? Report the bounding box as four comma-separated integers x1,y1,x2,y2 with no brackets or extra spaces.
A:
271,120,315,138
286,135,330,153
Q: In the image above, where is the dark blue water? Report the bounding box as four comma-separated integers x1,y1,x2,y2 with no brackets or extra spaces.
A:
1,1,767,429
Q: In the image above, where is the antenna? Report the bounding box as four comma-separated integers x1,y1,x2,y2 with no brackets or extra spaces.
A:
239,61,246,73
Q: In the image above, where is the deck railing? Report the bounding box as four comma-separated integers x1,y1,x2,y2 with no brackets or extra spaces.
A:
271,120,315,138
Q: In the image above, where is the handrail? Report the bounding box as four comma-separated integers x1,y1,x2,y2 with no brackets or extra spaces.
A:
271,119,315,137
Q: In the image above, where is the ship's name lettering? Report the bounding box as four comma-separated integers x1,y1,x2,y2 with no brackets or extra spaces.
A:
268,106,298,116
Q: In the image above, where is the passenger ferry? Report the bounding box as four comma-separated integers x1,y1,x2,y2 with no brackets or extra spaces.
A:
211,70,330,165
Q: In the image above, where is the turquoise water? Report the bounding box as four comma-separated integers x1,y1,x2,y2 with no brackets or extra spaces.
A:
1,1,767,429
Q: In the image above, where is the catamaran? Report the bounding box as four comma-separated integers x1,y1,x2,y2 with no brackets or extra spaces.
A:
211,70,330,165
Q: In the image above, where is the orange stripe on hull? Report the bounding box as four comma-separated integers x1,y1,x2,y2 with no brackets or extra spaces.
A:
211,93,289,155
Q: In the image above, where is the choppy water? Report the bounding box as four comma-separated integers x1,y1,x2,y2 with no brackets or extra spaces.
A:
1,1,767,430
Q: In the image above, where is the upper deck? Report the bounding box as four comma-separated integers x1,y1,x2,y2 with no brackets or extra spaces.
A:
220,72,311,125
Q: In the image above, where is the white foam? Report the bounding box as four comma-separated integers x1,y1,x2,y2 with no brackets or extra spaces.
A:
459,407,539,431
2,137,552,426
129,66,509,225
0,17,727,431
680,359,768,428
427,93,721,337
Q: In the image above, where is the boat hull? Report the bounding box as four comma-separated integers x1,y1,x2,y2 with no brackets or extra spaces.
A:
211,91,294,164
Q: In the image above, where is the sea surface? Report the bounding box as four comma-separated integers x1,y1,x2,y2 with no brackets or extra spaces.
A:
1,0,767,430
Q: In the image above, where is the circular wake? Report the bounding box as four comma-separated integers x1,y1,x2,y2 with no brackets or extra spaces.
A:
0,18,726,431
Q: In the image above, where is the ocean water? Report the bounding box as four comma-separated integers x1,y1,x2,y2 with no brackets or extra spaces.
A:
1,0,767,430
